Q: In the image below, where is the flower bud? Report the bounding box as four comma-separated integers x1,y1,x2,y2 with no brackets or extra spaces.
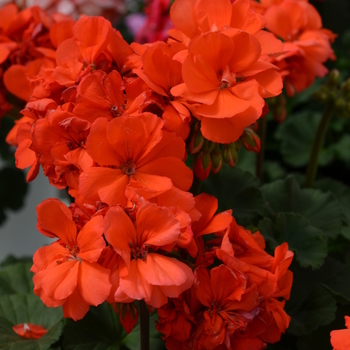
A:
223,143,239,167
340,79,350,95
327,69,341,87
193,150,211,180
189,130,204,154
240,128,261,153
211,145,223,174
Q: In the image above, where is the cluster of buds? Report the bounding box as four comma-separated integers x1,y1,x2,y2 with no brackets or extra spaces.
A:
189,122,261,180
313,69,350,119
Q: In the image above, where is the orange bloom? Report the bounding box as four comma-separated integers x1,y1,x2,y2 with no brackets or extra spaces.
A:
171,31,282,143
260,0,336,95
31,198,111,321
104,202,194,308
13,323,47,339
191,265,259,350
331,316,350,350
73,70,125,122
30,109,93,195
79,113,193,206
169,0,266,44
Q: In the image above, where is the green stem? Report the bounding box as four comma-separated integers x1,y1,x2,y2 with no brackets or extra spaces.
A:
139,300,149,350
190,175,201,196
256,115,267,184
304,103,334,188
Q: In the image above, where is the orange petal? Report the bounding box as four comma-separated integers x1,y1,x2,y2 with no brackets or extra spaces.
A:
104,206,135,267
79,168,127,206
138,157,193,192
196,88,250,119
36,198,76,244
144,254,193,288
41,260,79,300
77,216,105,262
78,260,111,306
62,288,90,321
73,16,112,63
136,202,180,247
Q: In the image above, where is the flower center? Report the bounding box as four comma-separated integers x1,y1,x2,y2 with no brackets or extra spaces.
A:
120,160,136,176
129,242,148,261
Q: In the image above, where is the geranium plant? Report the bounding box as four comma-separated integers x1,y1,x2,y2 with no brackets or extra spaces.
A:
0,0,349,349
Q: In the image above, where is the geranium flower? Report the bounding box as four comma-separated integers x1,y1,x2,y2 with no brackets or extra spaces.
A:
79,113,193,206
104,202,194,308
171,31,282,143
31,198,111,321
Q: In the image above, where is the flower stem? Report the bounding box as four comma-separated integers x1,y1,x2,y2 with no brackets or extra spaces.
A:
304,103,334,188
256,115,267,184
139,300,149,350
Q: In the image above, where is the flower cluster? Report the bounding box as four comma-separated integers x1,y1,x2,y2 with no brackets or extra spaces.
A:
0,3,75,119
157,206,294,349
251,0,336,97
2,1,298,348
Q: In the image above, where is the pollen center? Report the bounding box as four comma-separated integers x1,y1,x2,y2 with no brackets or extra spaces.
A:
120,160,136,176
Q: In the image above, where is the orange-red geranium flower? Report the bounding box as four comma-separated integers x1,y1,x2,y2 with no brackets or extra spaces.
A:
31,198,111,321
191,265,259,350
331,316,350,350
257,0,336,95
104,202,194,308
171,31,282,143
79,113,193,206
13,323,47,339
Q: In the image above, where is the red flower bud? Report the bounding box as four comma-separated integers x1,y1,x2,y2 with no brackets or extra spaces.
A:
241,128,261,153
223,143,239,167
211,146,223,174
193,150,211,180
189,130,204,154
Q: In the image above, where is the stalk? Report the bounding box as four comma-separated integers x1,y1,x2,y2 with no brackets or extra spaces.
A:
304,103,334,188
256,115,267,183
139,300,149,350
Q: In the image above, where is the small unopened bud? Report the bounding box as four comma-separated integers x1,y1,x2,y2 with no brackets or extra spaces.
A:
241,128,261,153
189,130,204,154
340,79,350,95
327,69,341,87
193,151,211,180
223,143,239,167
211,145,223,174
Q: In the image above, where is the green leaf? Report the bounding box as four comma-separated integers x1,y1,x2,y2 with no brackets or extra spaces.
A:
0,294,64,350
321,262,350,302
330,134,350,163
258,213,327,269
201,165,264,226
261,176,343,239
63,302,125,350
287,285,337,336
0,263,34,296
63,302,164,350
315,178,350,224
275,111,334,167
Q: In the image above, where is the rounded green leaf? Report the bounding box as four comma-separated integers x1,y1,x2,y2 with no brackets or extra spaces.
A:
258,213,327,269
